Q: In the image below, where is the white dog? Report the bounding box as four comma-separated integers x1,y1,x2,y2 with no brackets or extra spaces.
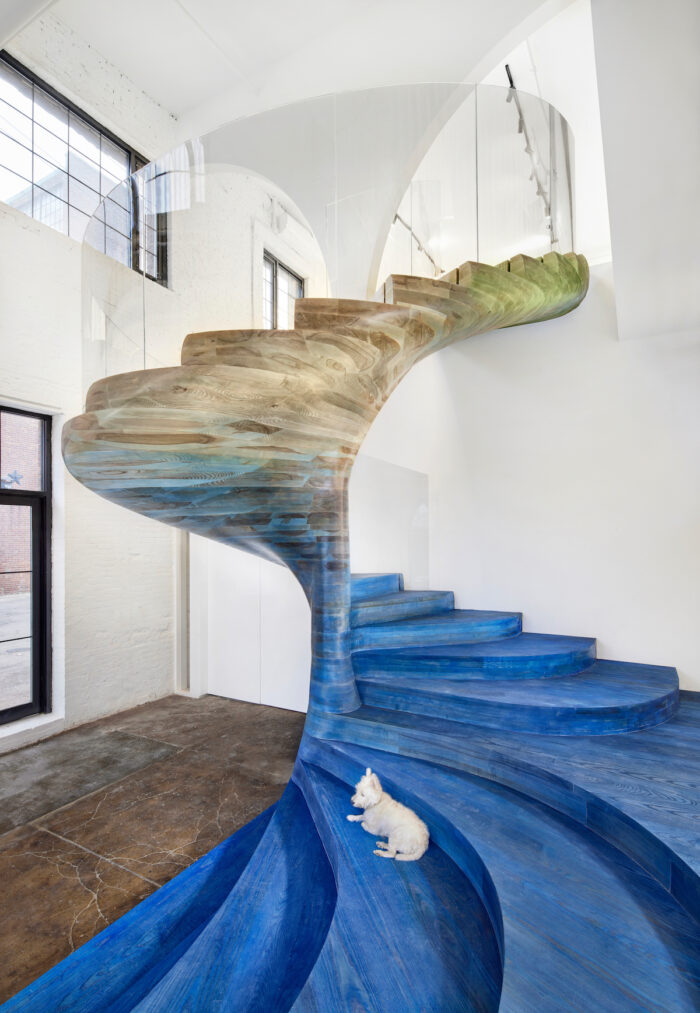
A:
347,767,429,861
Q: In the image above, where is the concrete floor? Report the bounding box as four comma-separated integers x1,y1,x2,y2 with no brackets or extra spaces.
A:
0,694,305,1004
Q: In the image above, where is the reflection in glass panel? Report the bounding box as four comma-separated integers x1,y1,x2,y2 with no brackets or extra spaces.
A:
277,264,303,329
0,413,43,490
263,258,274,328
0,504,32,709
69,205,90,240
0,638,32,710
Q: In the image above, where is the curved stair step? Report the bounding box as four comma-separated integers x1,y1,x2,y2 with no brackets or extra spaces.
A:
353,631,597,680
356,658,679,734
308,699,700,924
350,608,522,651
0,807,274,1012
323,739,700,1013
131,780,336,1012
350,589,454,627
291,757,502,1012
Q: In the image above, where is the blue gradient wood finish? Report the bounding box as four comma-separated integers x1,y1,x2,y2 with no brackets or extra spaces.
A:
350,589,454,627
62,253,589,713
311,738,700,1012
350,572,403,601
356,658,679,734
353,631,597,679
291,758,503,1012
350,608,523,651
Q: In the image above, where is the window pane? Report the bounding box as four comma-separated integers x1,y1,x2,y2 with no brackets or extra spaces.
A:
101,136,129,181
69,113,100,162
68,148,100,191
68,174,100,217
0,638,32,710
0,165,31,206
0,412,43,490
34,123,68,171
33,187,68,233
263,258,274,328
34,87,68,141
0,63,32,117
0,502,33,709
33,156,68,200
0,98,32,148
0,572,31,638
0,133,32,181
105,195,130,235
69,205,90,240
106,226,131,266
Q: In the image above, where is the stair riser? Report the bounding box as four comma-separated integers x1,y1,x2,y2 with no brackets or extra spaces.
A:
350,573,402,601
351,593,454,628
353,647,597,680
356,681,680,736
351,614,522,651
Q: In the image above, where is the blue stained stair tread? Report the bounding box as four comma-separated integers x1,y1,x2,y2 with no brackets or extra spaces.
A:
350,573,402,601
356,658,679,734
353,631,597,679
350,589,454,627
309,698,700,921
0,806,274,1013
351,608,522,651
132,780,336,1013
291,759,502,1012
322,738,700,1013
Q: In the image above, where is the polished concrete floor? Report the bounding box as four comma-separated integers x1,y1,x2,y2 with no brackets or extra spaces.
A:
0,695,305,1004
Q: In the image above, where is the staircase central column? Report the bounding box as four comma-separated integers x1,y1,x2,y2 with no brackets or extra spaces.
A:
305,478,361,714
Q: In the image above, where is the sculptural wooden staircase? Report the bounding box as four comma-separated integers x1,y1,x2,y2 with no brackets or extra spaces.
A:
6,252,700,1011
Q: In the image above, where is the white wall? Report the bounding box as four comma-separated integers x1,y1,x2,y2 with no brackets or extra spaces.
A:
0,20,180,751
590,0,700,342
0,205,177,751
363,263,700,689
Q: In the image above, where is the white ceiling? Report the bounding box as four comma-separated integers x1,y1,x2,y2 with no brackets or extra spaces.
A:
47,0,571,135
50,0,366,116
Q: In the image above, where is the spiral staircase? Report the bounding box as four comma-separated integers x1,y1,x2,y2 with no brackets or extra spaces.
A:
5,252,700,1011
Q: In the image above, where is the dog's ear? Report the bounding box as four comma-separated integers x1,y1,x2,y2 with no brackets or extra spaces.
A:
365,767,372,777
370,773,381,791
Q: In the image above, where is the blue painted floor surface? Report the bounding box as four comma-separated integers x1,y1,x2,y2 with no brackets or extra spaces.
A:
4,573,699,1011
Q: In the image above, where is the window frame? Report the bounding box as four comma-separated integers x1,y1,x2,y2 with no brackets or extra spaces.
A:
263,251,304,328
0,405,52,726
0,50,167,287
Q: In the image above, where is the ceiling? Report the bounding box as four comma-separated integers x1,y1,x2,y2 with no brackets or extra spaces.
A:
47,0,568,135
50,0,369,116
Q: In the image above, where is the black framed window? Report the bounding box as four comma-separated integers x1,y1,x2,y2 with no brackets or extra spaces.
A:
0,52,167,286
0,406,51,725
263,252,304,328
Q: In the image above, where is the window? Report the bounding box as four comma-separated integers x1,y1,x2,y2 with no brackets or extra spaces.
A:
0,52,166,285
0,407,51,725
263,252,304,328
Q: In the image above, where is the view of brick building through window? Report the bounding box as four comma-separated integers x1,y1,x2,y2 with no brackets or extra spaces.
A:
0,410,44,712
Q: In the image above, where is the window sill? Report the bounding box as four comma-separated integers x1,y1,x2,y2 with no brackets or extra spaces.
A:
0,712,65,754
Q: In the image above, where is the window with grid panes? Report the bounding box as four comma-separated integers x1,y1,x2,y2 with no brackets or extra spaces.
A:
0,52,166,285
0,406,51,726
263,252,304,328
